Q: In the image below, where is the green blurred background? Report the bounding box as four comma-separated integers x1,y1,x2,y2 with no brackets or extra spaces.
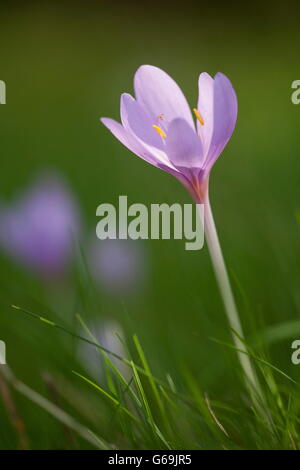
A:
0,0,300,449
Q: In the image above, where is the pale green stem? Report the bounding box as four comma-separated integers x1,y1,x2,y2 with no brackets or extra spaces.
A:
201,192,263,403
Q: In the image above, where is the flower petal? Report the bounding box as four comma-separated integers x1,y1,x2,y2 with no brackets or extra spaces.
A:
206,72,237,168
134,65,195,130
120,93,164,150
165,118,203,169
196,72,214,156
101,117,159,167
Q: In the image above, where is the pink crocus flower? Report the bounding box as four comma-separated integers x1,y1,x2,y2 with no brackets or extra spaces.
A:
0,172,80,278
88,238,145,296
100,66,267,410
101,65,237,202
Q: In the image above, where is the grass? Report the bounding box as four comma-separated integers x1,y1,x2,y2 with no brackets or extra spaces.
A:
2,303,299,450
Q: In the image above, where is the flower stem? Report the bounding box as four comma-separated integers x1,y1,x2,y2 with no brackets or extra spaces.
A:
201,192,263,403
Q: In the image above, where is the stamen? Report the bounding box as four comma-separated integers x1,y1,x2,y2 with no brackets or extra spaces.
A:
193,108,204,126
152,125,166,139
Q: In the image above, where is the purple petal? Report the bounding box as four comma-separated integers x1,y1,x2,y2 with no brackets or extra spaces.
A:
101,117,160,167
165,118,203,170
120,93,164,150
134,65,195,131
206,72,237,169
196,72,214,156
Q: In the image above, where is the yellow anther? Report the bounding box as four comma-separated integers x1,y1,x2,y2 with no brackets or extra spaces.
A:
152,125,166,139
193,108,204,126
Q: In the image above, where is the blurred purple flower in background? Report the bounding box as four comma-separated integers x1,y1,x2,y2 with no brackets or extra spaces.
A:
78,319,130,381
0,172,80,278
88,238,145,295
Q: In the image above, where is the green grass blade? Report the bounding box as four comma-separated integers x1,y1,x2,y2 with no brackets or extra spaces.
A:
133,335,166,418
72,370,139,423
